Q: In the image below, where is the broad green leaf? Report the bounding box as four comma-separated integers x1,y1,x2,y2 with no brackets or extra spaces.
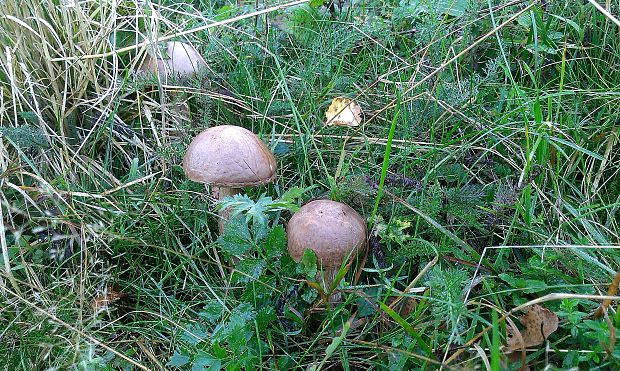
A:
261,225,286,259
218,216,254,257
280,186,305,205
212,303,255,344
396,0,469,18
232,258,266,284
255,307,276,331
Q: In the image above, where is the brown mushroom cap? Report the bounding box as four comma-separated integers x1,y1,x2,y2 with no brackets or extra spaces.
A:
139,41,206,76
183,125,277,187
287,200,367,268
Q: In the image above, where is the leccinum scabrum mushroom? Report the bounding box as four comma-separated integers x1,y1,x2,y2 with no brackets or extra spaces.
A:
183,125,277,233
139,41,207,77
138,41,207,121
287,200,367,302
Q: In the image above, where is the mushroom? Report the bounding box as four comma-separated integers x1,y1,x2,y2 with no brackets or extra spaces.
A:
287,200,367,302
139,41,207,77
183,125,277,233
138,41,207,121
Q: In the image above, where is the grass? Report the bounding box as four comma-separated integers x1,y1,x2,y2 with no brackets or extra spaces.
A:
1,0,620,369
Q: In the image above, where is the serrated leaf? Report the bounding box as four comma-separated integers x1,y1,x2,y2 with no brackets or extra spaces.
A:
199,301,224,323
261,225,286,259
181,323,209,346
217,216,254,257
232,258,266,284
231,302,255,322
212,303,255,344
297,249,317,278
396,0,469,19
256,307,276,331
210,342,227,359
241,275,276,302
280,186,305,205
167,350,190,368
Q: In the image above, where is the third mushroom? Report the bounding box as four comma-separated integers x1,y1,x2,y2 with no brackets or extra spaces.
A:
287,200,367,303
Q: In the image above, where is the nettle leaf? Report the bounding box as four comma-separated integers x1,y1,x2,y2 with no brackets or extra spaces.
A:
218,216,254,257
231,302,256,322
228,322,254,353
167,350,190,368
256,307,276,331
261,225,286,260
233,258,266,284
297,249,317,278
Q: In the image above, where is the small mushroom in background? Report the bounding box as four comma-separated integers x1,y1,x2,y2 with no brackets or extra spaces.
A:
139,41,207,77
137,41,208,122
183,125,277,233
287,200,367,303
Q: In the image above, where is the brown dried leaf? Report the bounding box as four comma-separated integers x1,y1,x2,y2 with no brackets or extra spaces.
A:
594,267,620,318
324,97,362,127
90,286,127,314
506,304,558,351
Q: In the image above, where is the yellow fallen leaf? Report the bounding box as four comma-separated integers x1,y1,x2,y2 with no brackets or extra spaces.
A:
506,304,559,352
324,97,362,127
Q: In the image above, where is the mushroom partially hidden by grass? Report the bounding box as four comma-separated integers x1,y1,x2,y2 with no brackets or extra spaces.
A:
287,200,367,303
138,41,207,121
183,125,277,233
139,41,207,77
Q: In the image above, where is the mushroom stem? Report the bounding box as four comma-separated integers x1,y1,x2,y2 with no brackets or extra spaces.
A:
320,268,342,305
211,186,241,233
